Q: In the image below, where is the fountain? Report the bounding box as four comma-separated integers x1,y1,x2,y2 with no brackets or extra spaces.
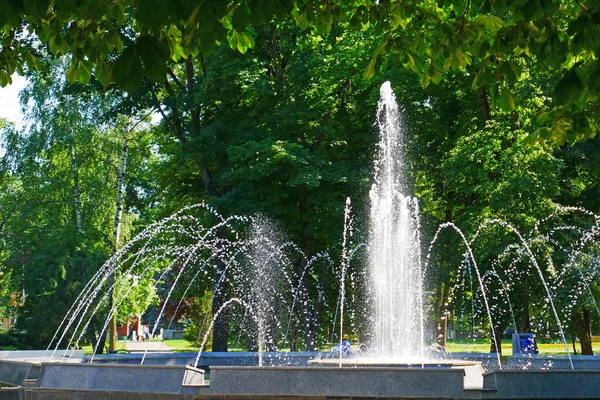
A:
368,81,424,360
3,82,600,399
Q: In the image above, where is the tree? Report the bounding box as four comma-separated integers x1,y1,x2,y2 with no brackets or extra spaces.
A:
2,1,599,145
0,57,154,349
142,21,381,350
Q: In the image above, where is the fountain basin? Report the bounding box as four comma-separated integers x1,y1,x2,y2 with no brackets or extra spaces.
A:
0,359,40,387
0,350,83,360
37,362,205,394
4,354,600,398
196,364,478,397
507,353,600,369
309,359,486,389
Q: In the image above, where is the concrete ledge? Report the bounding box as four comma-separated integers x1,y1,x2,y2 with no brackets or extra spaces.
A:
206,366,467,398
86,352,196,365
0,360,37,386
483,369,600,398
448,352,502,370
0,387,24,400
23,388,328,400
86,351,323,368
507,354,600,369
195,351,322,368
38,363,205,394
0,350,83,360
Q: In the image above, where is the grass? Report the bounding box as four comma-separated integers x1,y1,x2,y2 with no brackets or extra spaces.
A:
78,339,198,354
75,337,600,356
444,338,600,355
163,339,199,352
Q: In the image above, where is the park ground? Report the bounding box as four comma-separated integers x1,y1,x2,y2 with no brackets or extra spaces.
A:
66,338,600,356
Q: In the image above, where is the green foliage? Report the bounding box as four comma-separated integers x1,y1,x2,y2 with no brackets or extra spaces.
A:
0,0,596,144
0,57,155,347
183,291,213,347
113,273,159,325
1,5,600,351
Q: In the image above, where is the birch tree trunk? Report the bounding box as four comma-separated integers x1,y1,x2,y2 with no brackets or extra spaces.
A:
113,132,128,249
69,132,83,234
108,127,129,353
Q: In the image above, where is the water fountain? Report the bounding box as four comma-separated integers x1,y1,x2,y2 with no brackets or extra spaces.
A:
3,82,600,399
368,81,424,360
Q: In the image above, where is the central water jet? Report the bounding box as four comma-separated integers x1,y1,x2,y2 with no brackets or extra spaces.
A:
368,81,423,360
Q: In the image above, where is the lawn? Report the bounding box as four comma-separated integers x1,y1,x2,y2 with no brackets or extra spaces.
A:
444,338,600,355
75,338,599,356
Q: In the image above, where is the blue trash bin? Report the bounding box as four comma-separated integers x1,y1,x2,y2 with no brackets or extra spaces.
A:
512,333,536,354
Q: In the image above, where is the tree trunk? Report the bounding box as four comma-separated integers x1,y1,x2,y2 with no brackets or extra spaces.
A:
69,139,83,233
108,130,129,353
509,83,521,131
211,259,229,351
113,132,128,249
477,88,492,124
437,282,451,348
515,291,531,333
85,315,99,352
490,323,506,354
573,306,593,355
436,202,454,348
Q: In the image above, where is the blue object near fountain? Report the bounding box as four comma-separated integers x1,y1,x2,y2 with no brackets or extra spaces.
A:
512,333,537,354
330,340,352,358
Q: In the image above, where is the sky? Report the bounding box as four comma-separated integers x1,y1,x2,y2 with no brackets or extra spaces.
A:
0,74,26,126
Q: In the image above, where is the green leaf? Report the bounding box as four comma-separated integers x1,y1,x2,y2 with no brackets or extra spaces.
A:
475,15,504,34
540,127,553,140
404,52,417,72
498,60,522,82
228,30,240,51
66,63,79,84
449,49,467,70
364,42,386,79
472,69,496,89
98,36,113,54
315,13,333,34
48,34,65,55
237,31,255,54
23,52,39,71
540,0,558,14
554,69,583,105
231,3,250,31
273,0,289,19
520,0,540,20
171,43,185,62
587,61,600,91
112,49,144,92
536,112,550,124
0,71,9,87
419,72,431,88
77,60,93,85
498,87,517,111
137,36,170,66
135,0,171,27
428,63,443,84
24,0,49,15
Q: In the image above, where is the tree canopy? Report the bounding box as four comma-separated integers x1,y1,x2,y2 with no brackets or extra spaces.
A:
2,0,599,144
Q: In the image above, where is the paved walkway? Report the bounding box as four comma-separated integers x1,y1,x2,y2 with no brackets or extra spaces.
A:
123,340,172,353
